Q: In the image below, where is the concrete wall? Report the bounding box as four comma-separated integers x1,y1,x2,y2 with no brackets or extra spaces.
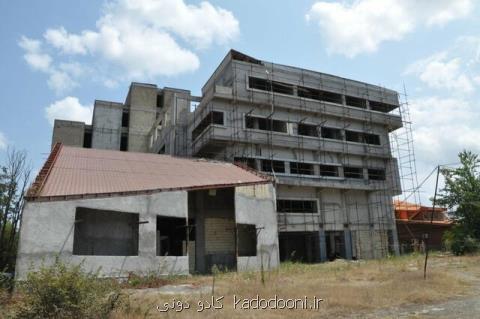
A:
235,184,279,271
126,83,158,152
52,120,85,149
91,100,123,150
17,183,279,279
16,191,189,280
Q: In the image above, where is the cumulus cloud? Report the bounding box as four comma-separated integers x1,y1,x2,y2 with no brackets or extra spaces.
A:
0,132,7,151
18,36,79,94
405,53,474,93
306,0,473,57
18,36,52,72
409,97,480,157
20,0,239,90
405,36,480,93
45,97,93,125
401,36,480,202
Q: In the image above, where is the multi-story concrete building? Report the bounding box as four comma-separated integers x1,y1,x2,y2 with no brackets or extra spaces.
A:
53,50,403,262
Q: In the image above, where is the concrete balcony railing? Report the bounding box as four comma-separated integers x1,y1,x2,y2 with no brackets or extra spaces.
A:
206,85,403,131
191,124,393,159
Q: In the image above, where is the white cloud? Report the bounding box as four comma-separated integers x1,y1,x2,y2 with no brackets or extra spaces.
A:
306,0,473,57
0,132,7,151
18,37,80,94
18,36,52,72
406,96,480,203
20,0,239,90
404,36,480,93
409,97,480,156
45,97,93,125
405,53,474,93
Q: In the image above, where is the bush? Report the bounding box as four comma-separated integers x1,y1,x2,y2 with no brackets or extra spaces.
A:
444,227,480,256
9,259,121,319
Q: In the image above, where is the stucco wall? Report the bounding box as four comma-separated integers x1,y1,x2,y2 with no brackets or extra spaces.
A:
235,184,280,271
16,183,279,279
16,191,188,280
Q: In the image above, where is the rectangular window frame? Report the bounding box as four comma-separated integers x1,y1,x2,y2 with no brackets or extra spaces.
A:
290,162,314,175
368,168,386,181
277,199,319,214
344,166,364,179
319,165,339,177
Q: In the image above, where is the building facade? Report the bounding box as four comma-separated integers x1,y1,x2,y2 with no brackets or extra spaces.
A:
53,50,403,262
17,145,278,279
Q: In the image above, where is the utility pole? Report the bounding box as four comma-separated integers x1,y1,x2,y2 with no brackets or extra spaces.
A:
424,165,441,280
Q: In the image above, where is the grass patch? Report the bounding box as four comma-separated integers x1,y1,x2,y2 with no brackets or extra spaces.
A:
111,254,478,319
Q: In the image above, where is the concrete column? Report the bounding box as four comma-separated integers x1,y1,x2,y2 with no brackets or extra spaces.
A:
318,228,327,262
138,215,156,258
195,193,206,273
344,229,353,260
338,166,345,178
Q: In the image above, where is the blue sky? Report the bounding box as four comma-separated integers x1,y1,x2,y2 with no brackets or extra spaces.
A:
1,0,479,203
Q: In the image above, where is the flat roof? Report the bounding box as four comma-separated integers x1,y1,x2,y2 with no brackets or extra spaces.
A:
27,144,271,201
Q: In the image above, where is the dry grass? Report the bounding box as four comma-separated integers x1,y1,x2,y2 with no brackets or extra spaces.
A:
111,254,479,318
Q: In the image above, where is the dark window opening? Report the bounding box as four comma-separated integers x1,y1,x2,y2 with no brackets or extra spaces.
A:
120,134,128,151
234,157,256,170
364,133,381,145
320,165,339,177
245,116,288,133
290,162,314,175
345,130,363,143
83,130,92,148
192,111,224,140
344,166,363,179
368,168,386,181
279,232,320,263
73,208,139,256
237,224,257,256
121,110,130,128
261,160,285,173
277,200,317,213
297,86,321,100
298,123,318,137
272,81,294,95
346,96,367,109
298,86,343,104
321,127,343,140
248,77,294,95
156,94,164,108
326,231,346,260
157,216,187,256
369,100,397,113
249,77,271,91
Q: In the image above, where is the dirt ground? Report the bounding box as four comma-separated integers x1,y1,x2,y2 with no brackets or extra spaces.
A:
112,253,480,318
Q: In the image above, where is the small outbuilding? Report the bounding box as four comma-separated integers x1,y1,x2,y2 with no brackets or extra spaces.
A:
16,144,279,279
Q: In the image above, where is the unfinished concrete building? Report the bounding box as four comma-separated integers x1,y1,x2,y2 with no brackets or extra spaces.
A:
52,50,403,263
16,144,278,279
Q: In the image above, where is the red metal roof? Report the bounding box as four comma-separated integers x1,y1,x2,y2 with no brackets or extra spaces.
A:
393,199,452,225
27,144,271,201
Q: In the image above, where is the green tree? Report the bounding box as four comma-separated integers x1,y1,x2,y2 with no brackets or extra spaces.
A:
437,150,480,254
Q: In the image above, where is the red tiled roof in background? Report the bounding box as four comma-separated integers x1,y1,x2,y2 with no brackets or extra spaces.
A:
393,199,452,225
27,144,271,201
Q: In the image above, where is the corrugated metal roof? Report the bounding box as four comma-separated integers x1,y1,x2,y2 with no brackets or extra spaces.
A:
27,145,271,201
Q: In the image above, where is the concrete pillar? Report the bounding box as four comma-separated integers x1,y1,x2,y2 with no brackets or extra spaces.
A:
195,192,206,273
318,228,327,262
344,229,353,260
